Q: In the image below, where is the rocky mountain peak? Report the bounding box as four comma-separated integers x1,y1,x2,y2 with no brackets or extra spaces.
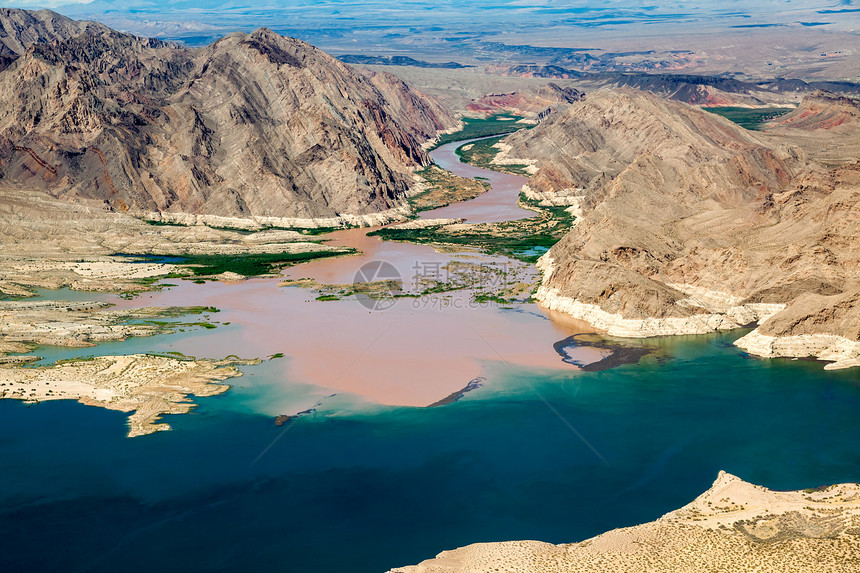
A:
0,8,107,56
0,9,456,223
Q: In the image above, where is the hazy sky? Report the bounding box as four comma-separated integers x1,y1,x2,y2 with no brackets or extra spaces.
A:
7,0,853,12
6,0,856,54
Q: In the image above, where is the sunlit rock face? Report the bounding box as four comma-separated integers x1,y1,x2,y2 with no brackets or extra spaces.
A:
503,89,859,366
0,9,456,220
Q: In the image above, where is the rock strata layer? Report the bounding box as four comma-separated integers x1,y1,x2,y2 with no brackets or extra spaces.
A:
498,88,859,368
0,9,456,221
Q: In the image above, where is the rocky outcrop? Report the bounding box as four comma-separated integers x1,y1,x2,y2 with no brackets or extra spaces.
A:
760,91,860,166
735,290,860,369
0,9,456,223
735,331,860,371
0,8,108,68
504,88,803,199
466,83,584,117
536,256,786,338
771,90,860,131
390,471,860,572
502,89,859,368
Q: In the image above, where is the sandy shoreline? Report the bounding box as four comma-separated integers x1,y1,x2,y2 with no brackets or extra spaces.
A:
0,298,261,436
0,353,257,437
391,471,860,572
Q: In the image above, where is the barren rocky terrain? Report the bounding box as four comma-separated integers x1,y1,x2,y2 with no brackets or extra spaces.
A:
391,471,860,572
465,83,584,117
497,89,859,368
0,300,204,352
0,9,456,225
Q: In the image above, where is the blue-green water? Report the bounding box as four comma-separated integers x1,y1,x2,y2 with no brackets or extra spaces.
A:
1,331,858,572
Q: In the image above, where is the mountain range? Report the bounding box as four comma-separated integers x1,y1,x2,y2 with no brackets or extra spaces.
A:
0,8,455,224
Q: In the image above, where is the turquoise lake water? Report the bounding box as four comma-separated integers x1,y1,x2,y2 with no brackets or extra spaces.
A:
1,329,858,572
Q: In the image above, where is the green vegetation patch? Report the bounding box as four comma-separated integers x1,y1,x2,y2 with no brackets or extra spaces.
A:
369,194,574,263
118,250,357,278
704,107,792,130
144,219,188,228
315,294,341,301
434,113,530,147
145,219,348,236
456,136,532,176
147,351,195,361
409,165,490,212
142,319,218,330
52,355,97,366
134,275,187,286
473,292,513,305
136,306,219,317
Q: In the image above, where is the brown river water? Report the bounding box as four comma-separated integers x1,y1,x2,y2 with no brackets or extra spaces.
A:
115,140,602,412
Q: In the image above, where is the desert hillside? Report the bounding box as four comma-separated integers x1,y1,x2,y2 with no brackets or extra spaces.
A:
0,9,455,223
499,89,859,368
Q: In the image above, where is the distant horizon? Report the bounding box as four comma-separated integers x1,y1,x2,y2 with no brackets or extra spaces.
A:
5,1,855,44
0,1,857,81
